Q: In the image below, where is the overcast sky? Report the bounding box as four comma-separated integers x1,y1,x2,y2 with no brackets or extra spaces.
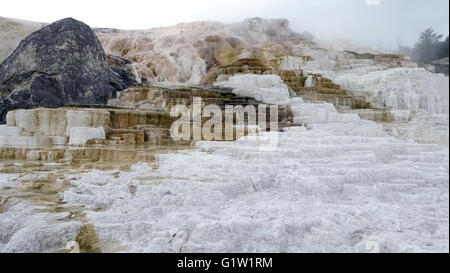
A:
1,0,449,50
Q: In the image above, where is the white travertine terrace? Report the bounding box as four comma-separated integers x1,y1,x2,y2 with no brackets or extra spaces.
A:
0,17,449,253
3,74,439,253
52,88,448,252
215,74,290,104
1,63,448,252
335,68,449,114
0,108,109,147
68,127,106,145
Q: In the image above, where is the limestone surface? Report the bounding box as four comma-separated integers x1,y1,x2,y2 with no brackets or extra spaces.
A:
68,127,106,146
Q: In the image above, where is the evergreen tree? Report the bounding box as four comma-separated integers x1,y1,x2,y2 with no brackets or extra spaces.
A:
412,28,443,63
438,36,449,59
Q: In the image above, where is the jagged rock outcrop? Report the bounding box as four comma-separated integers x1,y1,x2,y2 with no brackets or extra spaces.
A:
107,54,144,87
0,18,139,123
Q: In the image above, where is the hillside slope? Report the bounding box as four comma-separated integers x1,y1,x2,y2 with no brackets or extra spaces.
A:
0,17,46,63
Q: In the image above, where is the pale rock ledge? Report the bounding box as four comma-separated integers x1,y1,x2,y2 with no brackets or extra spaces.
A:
68,127,106,146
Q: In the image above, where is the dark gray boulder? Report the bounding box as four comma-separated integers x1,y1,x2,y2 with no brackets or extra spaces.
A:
107,54,145,89
0,17,138,123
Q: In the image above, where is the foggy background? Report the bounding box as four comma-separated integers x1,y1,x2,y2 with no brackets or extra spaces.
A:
1,0,449,51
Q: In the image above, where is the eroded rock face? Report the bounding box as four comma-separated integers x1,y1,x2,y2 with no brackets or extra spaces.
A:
107,54,144,87
0,18,138,123
97,18,308,84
